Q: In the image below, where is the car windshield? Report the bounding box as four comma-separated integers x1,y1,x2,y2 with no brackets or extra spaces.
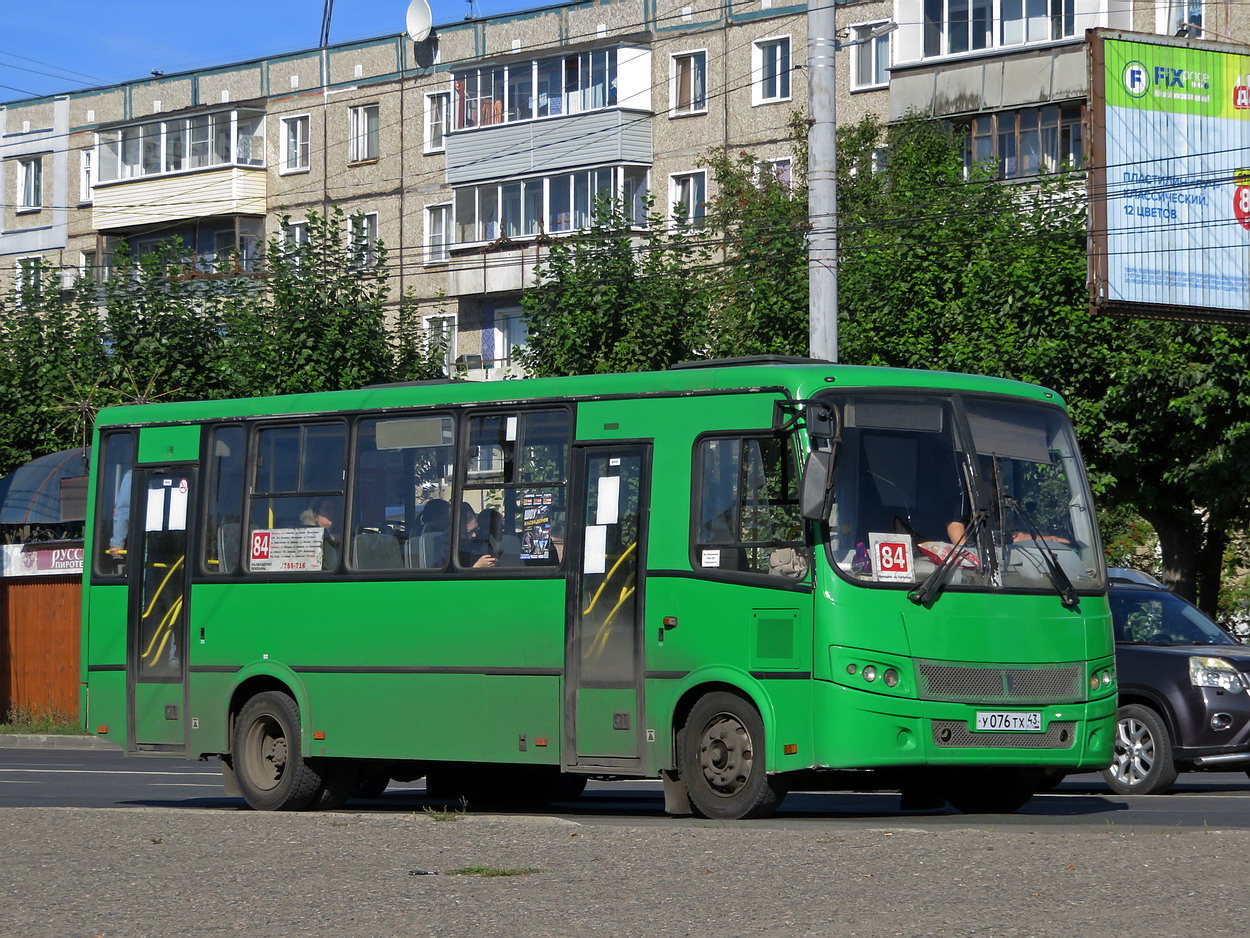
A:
1110,588,1236,645
819,391,1104,596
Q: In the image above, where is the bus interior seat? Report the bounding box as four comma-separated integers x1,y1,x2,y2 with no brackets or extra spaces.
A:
352,527,402,570
489,533,525,567
215,520,241,574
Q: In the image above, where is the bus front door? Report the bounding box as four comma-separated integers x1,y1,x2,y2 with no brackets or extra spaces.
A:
566,444,651,770
127,469,195,753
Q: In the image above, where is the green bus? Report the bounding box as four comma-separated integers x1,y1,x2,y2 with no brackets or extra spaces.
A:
80,357,1116,818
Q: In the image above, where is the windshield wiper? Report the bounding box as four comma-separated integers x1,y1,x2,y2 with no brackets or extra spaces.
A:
1003,496,1080,610
909,508,986,607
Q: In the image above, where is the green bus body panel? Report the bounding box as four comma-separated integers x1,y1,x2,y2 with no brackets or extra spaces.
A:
138,424,201,463
187,577,565,761
80,362,1110,783
134,683,183,745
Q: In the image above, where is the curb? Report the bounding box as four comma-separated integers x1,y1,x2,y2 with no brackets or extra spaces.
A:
0,734,122,751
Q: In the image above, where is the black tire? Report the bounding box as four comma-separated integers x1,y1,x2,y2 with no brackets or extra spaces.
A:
941,768,1038,814
555,773,588,802
314,760,358,809
1034,768,1068,791
352,769,392,800
679,692,788,820
232,691,325,811
1102,703,1178,795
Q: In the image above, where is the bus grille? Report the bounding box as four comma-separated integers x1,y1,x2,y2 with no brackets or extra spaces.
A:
917,661,1083,704
931,720,1077,749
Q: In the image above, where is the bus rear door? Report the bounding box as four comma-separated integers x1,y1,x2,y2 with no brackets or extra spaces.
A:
127,468,195,753
566,443,651,770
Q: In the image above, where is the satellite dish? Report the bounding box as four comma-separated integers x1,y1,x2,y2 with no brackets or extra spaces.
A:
406,0,433,42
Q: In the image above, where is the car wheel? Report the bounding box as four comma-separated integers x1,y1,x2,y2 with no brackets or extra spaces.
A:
1102,704,1178,795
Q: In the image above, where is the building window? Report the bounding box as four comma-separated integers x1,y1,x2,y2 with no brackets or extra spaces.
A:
956,104,1084,179
495,306,529,366
762,157,793,189
281,115,310,172
671,171,707,226
453,165,647,245
17,157,42,210
850,22,891,90
923,0,1075,58
16,256,45,294
349,104,380,162
426,203,452,264
1159,0,1203,36
96,109,265,182
671,51,707,115
80,251,101,283
79,150,94,203
425,314,457,372
349,212,379,266
753,38,791,104
425,92,449,152
452,49,618,131
281,220,309,266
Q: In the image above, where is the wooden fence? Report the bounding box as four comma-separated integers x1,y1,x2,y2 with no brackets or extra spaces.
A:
0,576,81,720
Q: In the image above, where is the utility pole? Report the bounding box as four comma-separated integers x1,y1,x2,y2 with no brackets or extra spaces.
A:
807,0,839,363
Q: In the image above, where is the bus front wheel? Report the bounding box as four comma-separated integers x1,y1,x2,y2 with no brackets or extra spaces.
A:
233,691,325,811
679,692,787,820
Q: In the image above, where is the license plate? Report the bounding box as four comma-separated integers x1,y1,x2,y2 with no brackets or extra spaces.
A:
975,711,1042,732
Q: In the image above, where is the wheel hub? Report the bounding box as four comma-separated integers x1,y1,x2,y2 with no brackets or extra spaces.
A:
698,714,753,792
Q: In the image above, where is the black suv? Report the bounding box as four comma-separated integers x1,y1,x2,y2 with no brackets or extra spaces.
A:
1106,568,1250,794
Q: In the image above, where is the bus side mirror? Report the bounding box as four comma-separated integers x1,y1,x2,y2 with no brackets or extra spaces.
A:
800,449,834,521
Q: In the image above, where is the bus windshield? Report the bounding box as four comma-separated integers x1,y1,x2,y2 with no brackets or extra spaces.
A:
820,391,1104,594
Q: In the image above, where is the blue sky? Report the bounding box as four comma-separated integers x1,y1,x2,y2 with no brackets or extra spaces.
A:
0,0,533,103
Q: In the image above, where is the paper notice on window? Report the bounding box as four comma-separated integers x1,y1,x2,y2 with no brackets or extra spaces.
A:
595,476,620,525
249,527,325,572
167,479,189,531
701,549,721,568
145,488,167,532
584,524,608,574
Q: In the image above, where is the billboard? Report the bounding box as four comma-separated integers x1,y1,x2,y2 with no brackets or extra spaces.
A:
1089,30,1250,323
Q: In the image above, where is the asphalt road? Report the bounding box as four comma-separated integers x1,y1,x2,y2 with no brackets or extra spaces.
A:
4,740,1250,936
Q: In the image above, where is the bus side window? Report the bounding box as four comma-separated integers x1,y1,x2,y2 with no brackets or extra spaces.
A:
92,430,137,579
462,409,570,571
247,422,347,574
693,434,805,579
203,425,245,575
351,414,455,572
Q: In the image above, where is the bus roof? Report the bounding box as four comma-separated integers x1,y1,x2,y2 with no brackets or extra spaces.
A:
92,360,1065,428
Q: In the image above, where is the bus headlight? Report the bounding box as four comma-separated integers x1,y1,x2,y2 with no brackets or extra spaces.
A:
1190,657,1248,694
1089,667,1115,691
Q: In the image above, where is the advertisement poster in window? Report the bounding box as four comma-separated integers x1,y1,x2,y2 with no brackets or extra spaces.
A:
519,491,553,560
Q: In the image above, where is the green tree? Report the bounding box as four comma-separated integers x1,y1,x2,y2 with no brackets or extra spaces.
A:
519,199,708,377
0,266,111,474
224,207,394,395
700,140,809,357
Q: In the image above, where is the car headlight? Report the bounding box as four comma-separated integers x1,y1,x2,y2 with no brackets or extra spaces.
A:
1189,657,1249,694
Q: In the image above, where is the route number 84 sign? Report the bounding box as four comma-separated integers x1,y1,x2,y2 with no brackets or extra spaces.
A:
868,532,914,583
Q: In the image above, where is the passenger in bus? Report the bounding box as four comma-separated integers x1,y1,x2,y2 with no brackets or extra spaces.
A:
414,498,452,568
301,499,341,544
460,507,516,568
106,469,132,560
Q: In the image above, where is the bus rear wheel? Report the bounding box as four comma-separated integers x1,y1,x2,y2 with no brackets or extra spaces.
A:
679,692,787,820
233,691,325,811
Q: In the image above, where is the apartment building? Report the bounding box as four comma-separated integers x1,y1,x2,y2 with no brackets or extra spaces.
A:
887,1,1249,179
1,0,892,378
